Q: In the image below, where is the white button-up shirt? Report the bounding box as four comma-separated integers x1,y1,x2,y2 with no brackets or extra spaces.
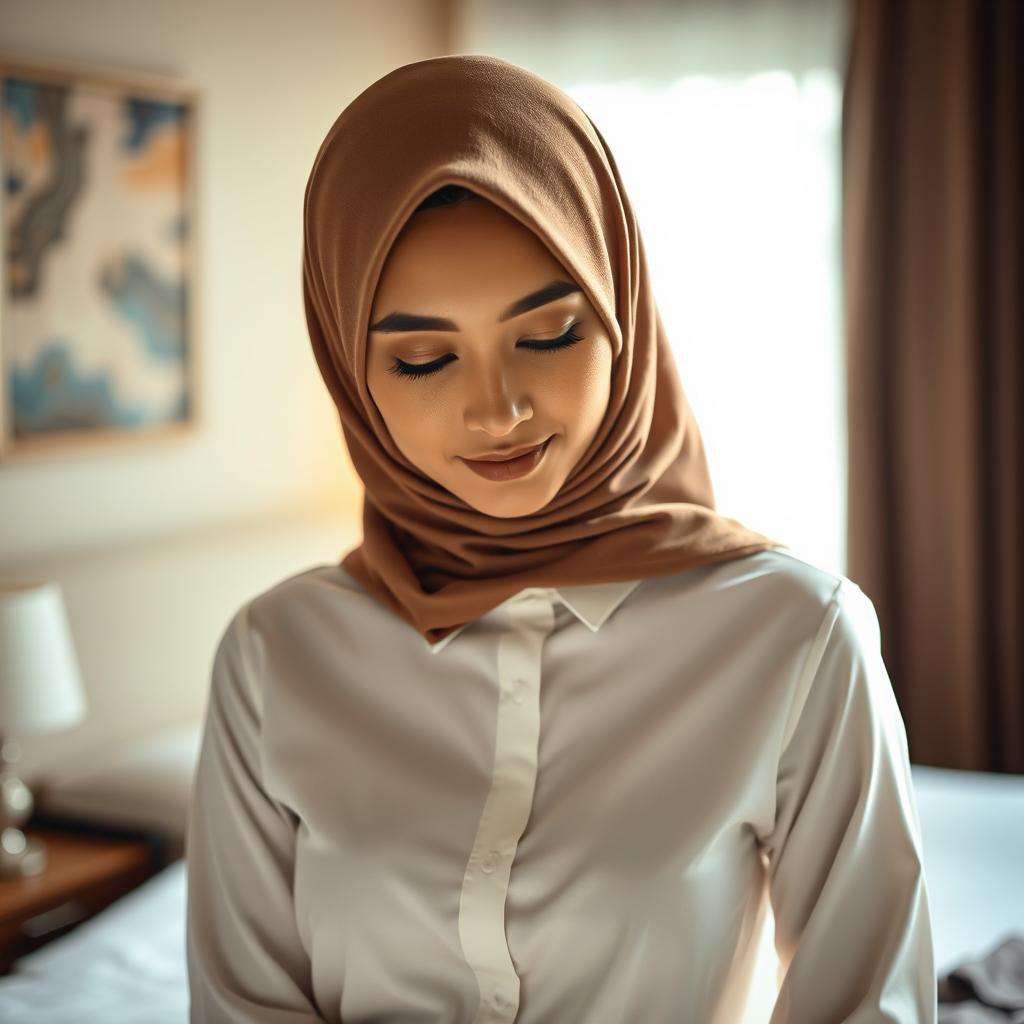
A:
185,547,937,1022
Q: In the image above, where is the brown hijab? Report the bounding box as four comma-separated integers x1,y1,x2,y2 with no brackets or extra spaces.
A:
302,54,787,645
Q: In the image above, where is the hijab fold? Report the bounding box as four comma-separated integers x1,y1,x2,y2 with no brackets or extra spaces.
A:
302,54,786,645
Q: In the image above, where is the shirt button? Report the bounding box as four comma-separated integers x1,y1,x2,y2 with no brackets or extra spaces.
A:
493,989,514,1010
512,679,527,704
481,850,498,873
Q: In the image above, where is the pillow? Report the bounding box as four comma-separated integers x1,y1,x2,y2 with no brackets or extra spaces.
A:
34,722,201,862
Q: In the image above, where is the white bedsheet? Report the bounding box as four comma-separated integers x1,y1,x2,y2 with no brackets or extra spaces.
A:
0,765,1020,1022
910,763,1024,974
0,858,188,1023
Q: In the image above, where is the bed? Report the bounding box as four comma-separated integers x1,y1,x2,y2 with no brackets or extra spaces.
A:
1,513,1020,1021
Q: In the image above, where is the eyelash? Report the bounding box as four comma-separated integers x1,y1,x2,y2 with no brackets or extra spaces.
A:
386,321,585,381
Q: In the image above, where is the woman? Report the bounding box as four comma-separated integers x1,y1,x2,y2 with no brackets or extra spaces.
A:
185,54,936,1023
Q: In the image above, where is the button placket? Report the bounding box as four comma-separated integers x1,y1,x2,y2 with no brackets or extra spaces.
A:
511,677,527,704
456,590,555,1024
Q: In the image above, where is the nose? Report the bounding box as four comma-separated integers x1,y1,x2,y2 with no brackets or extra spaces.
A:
462,362,533,437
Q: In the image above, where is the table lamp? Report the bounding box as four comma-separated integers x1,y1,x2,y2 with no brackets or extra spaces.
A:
0,580,87,877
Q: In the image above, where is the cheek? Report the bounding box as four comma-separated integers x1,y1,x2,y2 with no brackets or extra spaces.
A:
369,390,453,475
368,369,443,449
580,342,612,397
540,341,612,423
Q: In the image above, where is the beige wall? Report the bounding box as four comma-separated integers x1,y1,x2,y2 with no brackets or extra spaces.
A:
0,0,451,563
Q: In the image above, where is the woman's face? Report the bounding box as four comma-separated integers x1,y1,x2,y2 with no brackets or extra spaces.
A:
366,197,614,519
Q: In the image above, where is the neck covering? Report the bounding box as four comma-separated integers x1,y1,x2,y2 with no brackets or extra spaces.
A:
302,53,787,646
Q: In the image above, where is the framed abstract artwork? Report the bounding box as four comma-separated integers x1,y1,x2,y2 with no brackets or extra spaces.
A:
0,52,201,461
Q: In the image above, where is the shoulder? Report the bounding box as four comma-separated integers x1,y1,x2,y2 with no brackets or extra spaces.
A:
248,562,366,618
219,562,386,656
636,545,851,629
738,548,884,658
730,545,847,605
752,548,883,652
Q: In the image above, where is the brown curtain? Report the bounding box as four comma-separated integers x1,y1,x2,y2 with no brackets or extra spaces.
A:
843,0,1023,773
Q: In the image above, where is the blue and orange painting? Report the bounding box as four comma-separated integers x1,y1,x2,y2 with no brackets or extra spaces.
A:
2,73,192,445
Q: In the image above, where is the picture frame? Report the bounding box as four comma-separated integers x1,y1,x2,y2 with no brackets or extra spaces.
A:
0,52,202,462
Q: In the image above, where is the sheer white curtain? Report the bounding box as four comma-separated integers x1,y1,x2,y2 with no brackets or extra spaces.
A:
452,0,849,579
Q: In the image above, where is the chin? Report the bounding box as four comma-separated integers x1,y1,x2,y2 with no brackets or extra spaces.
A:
459,482,561,518
476,503,541,519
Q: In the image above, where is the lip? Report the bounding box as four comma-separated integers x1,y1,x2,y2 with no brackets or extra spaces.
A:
458,436,553,481
463,438,551,462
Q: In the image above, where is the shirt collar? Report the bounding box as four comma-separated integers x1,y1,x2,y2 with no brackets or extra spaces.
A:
426,577,645,655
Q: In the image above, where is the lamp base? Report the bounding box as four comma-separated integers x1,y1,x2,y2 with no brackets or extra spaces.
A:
0,829,47,877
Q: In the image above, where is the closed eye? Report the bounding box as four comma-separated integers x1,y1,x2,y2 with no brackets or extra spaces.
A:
386,321,585,381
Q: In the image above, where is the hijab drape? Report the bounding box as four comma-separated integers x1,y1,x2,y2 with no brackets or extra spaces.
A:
302,54,787,645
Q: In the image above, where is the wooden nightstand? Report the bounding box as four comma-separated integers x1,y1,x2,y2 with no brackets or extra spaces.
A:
0,821,164,975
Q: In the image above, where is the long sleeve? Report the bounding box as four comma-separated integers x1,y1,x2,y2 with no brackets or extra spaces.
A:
185,602,325,1022
759,579,938,1023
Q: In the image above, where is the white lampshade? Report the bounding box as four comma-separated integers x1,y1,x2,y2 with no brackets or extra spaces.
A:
0,580,87,734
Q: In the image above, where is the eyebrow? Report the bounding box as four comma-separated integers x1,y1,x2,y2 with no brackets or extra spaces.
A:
368,279,583,334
